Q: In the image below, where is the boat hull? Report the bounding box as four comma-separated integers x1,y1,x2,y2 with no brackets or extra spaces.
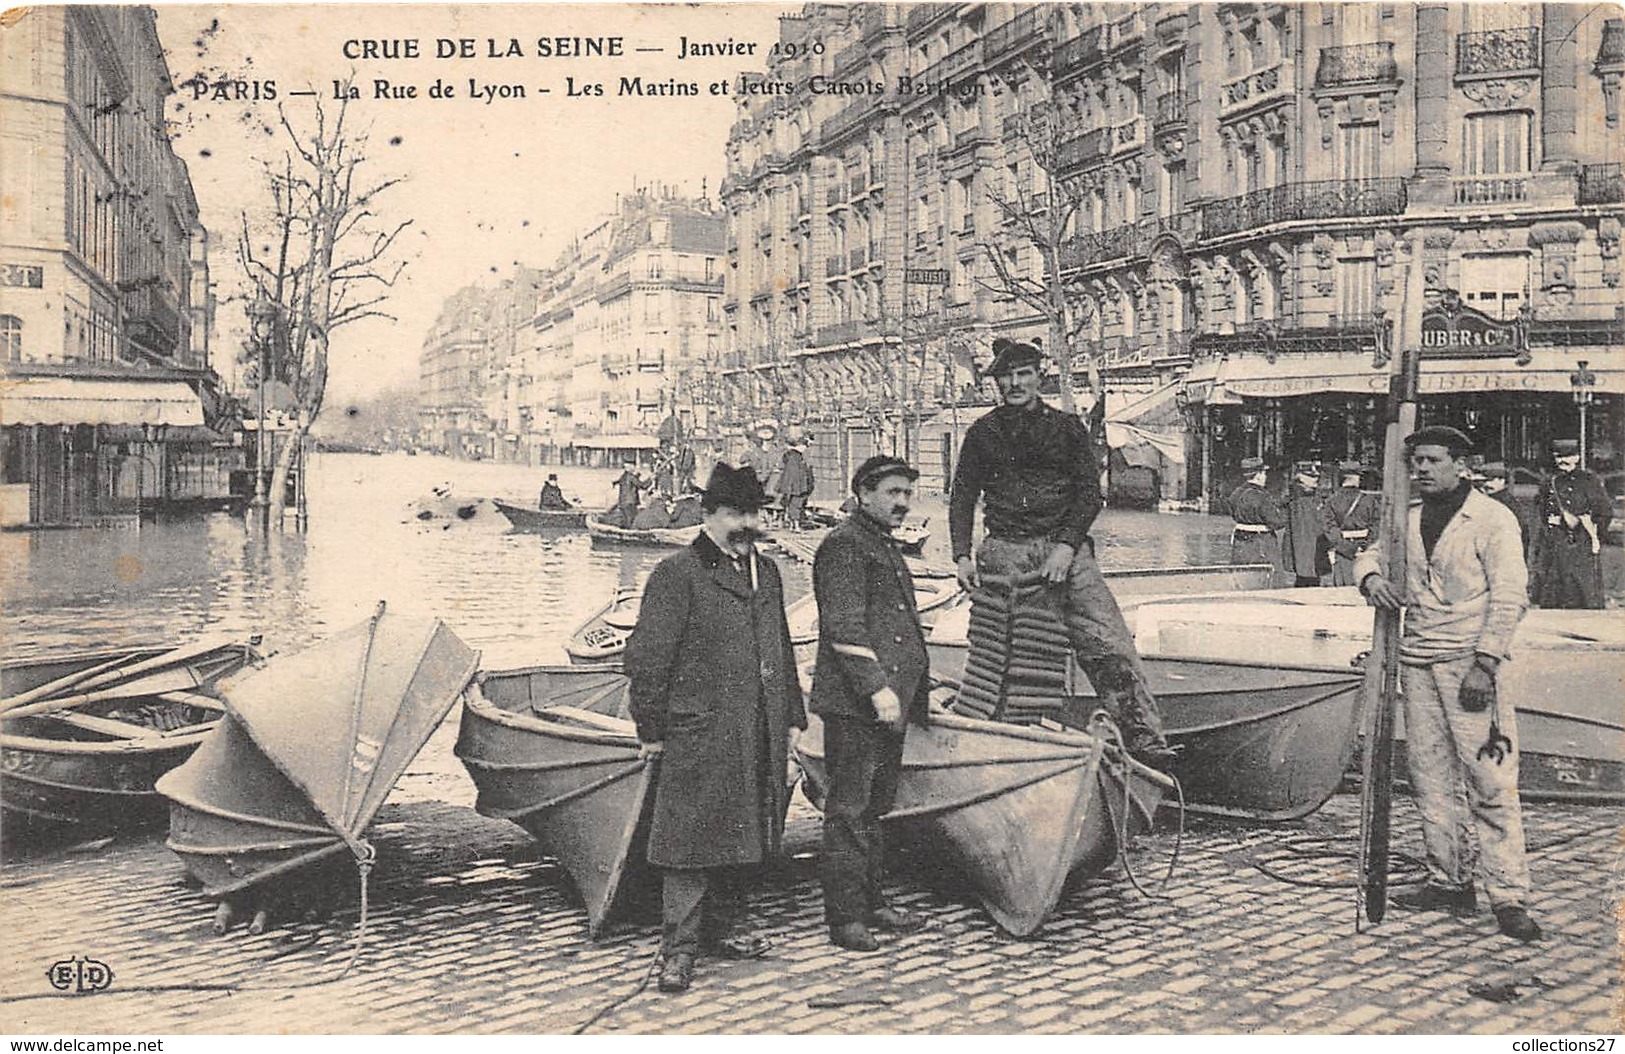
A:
564,592,642,665
585,515,701,548
494,499,587,531
456,666,656,937
795,710,1169,937
1,645,257,835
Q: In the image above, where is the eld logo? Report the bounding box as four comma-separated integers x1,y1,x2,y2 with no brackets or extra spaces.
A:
46,956,114,994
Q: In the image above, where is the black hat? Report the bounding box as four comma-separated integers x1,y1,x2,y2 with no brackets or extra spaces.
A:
986,338,1042,377
547,473,558,481
1404,425,1475,458
851,454,920,493
1551,438,1580,455
700,462,768,512
1480,461,1509,479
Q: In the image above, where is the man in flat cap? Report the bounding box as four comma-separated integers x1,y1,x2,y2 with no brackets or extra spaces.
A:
1355,425,1541,943
1322,461,1378,586
811,454,932,952
626,463,807,992
1477,462,1531,559
1530,439,1609,609
949,338,1173,767
1227,457,1287,570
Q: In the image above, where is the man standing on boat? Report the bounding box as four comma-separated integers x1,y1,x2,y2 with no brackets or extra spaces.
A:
1530,438,1610,610
626,463,807,992
1322,462,1377,586
1227,457,1286,570
1355,426,1541,943
948,339,1174,769
812,454,931,953
605,458,649,529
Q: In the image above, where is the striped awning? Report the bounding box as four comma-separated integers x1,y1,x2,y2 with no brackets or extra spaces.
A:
0,377,204,427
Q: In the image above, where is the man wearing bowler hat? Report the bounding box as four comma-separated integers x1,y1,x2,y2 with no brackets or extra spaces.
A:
1355,425,1540,942
1530,438,1610,609
948,338,1173,768
626,463,806,992
1322,461,1378,586
1227,457,1286,569
811,454,932,953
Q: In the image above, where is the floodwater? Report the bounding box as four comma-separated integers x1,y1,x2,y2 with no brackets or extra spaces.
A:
0,452,1239,806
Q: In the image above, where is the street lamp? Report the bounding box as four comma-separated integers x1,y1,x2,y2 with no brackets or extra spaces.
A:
1570,359,1597,466
245,292,276,514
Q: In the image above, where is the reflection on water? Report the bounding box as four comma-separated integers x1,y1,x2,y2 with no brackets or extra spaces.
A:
1,452,1239,667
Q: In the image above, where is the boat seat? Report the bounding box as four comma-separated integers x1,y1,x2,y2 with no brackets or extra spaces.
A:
157,691,225,712
43,710,164,740
537,704,634,734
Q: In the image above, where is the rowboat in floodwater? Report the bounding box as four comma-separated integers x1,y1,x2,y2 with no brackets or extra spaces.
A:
493,499,588,532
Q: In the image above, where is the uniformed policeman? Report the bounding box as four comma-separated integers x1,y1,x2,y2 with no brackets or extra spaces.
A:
810,454,931,953
1322,461,1378,586
1227,457,1286,569
1530,439,1610,609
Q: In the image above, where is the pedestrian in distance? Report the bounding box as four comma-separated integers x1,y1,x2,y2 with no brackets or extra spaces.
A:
811,454,932,954
625,462,807,993
1355,425,1541,943
1322,461,1378,586
948,338,1174,769
1227,457,1286,571
1281,464,1328,587
778,436,816,531
1529,438,1610,610
538,473,571,511
1477,462,1532,560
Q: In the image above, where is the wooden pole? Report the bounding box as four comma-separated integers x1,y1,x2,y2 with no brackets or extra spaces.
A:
1357,241,1424,928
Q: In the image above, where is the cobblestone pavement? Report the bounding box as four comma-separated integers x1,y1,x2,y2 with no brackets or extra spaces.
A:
2,792,1620,1035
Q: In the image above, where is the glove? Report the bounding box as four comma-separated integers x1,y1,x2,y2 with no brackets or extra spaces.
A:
1459,662,1496,713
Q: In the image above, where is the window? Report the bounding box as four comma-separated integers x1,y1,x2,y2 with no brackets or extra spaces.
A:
704,257,715,281
1460,254,1528,319
1341,2,1381,43
1462,112,1532,175
706,296,719,324
1161,160,1186,217
1337,258,1376,321
647,255,662,280
1467,3,1532,32
1340,123,1381,181
644,292,662,324
0,315,20,361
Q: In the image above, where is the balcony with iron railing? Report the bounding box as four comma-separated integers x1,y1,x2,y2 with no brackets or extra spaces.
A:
906,4,954,38
1053,24,1106,76
816,318,873,346
1221,63,1289,112
826,183,851,208
1153,91,1186,133
1456,27,1540,77
1451,175,1530,205
1109,9,1144,48
1061,222,1145,268
985,7,1047,62
849,246,869,271
1057,126,1113,171
1314,41,1399,90
821,94,880,143
834,39,868,76
1191,316,1384,359
941,39,982,81
1200,178,1408,239
825,254,845,278
1578,163,1624,205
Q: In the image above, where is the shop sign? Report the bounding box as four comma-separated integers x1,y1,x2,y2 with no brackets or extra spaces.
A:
0,263,44,288
1420,290,1524,356
905,268,949,286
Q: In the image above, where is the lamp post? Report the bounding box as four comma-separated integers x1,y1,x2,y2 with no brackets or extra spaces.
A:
1570,359,1597,466
245,292,276,517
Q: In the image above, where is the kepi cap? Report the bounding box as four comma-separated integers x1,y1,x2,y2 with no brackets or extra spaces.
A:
1240,456,1266,473
1551,438,1580,455
852,454,920,493
986,338,1042,377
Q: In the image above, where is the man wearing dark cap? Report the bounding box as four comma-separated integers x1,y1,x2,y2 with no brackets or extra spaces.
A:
605,457,649,529
1322,461,1378,586
1477,462,1531,558
1281,463,1328,587
538,473,571,511
1227,457,1287,569
810,454,932,952
1355,425,1541,943
1530,439,1609,609
626,463,807,992
949,338,1173,766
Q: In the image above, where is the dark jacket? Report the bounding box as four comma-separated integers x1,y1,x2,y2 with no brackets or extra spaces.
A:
949,400,1102,561
626,533,806,869
1282,487,1328,577
810,509,931,725
1322,486,1379,559
779,447,814,497
1227,481,1287,530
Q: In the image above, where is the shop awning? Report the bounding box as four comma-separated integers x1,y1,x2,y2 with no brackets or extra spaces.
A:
571,433,660,450
1180,351,1625,402
0,377,204,427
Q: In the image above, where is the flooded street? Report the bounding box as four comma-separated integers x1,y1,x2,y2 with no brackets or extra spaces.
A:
0,451,1239,808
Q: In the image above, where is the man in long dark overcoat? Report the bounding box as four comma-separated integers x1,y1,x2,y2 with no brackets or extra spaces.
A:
1227,457,1286,569
1530,438,1610,609
1281,466,1327,587
812,454,931,953
625,462,806,994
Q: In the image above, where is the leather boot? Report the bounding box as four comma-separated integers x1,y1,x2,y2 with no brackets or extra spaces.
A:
829,921,880,953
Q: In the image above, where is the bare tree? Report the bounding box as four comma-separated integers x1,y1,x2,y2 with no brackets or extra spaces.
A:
237,86,411,521
975,101,1101,415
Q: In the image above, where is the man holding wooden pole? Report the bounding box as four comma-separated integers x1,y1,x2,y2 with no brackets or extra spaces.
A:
1354,425,1541,943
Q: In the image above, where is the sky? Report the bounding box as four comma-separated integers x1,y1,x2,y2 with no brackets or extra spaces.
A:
153,3,789,405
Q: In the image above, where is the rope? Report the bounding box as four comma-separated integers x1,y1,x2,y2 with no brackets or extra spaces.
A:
571,943,662,1035
1092,712,1181,900
1252,833,1427,889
